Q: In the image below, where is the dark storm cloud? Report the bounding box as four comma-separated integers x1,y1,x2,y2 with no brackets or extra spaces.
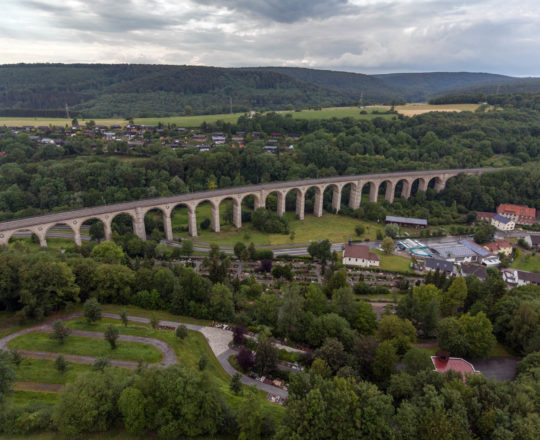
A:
192,0,352,23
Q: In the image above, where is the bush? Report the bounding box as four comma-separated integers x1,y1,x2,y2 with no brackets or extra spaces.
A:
84,298,102,324
176,325,188,340
200,218,211,230
355,225,365,236
236,348,255,371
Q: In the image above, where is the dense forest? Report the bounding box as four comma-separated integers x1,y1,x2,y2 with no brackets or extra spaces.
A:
1,233,540,438
2,64,540,117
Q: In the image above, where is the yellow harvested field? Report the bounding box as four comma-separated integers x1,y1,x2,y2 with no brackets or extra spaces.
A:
394,103,480,116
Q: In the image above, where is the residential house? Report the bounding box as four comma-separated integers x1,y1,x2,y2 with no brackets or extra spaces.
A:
501,269,540,286
342,244,380,268
483,239,513,256
491,214,515,231
476,211,496,222
424,257,456,274
497,204,537,225
459,239,500,266
461,264,488,281
524,235,540,250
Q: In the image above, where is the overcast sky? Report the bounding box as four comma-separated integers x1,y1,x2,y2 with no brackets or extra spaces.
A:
1,0,539,76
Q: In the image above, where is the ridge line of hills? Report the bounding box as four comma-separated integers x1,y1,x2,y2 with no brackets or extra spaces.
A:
1,63,539,118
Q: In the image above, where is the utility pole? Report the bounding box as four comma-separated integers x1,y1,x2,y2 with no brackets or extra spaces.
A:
229,97,233,114
65,103,70,120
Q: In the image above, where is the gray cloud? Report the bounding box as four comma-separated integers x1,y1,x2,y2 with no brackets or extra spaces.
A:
1,0,540,76
192,0,351,23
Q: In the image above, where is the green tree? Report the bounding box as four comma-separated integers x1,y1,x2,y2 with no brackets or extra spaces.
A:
89,221,105,242
385,223,400,238
55,354,67,372
355,224,365,236
181,239,194,256
305,284,327,316
402,347,433,375
150,314,159,329
0,350,16,403
255,336,278,375
120,310,128,327
308,239,332,265
92,357,111,371
84,297,102,324
198,355,208,371
230,372,242,394
176,324,188,340
378,314,417,344
237,388,264,440
90,241,125,264
104,324,119,349
54,369,127,437
118,386,147,435
202,244,230,283
51,319,71,345
441,277,467,316
234,241,247,260
353,299,378,335
438,312,496,358
382,236,395,255
93,264,134,303
316,337,346,373
209,283,235,322
474,222,495,244
373,340,398,385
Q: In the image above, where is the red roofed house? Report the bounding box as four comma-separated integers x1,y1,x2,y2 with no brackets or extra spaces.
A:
342,244,380,268
497,204,537,225
476,211,496,222
431,352,480,383
483,239,513,256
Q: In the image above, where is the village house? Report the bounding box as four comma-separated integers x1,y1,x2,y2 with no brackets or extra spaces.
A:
476,211,496,222
502,269,540,287
342,244,380,268
497,204,537,225
461,264,488,281
491,214,515,231
524,234,540,250
424,257,456,275
483,239,513,256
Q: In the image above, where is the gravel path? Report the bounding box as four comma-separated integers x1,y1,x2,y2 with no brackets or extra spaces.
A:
0,312,289,399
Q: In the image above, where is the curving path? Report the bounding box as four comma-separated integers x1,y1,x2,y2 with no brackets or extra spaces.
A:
0,312,289,399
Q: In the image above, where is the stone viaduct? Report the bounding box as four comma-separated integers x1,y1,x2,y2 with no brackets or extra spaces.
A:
0,168,496,247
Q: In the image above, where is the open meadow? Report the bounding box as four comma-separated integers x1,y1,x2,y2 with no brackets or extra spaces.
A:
1,103,480,128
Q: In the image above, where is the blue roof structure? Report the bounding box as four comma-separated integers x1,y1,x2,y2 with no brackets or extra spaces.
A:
493,214,512,224
459,239,490,257
386,215,428,226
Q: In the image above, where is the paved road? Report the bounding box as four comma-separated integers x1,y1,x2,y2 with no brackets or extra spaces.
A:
0,167,495,232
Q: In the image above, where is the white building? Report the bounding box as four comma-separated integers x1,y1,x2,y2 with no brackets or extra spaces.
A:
343,244,380,268
491,214,515,231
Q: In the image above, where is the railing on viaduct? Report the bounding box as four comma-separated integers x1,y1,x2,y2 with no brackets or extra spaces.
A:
0,168,497,247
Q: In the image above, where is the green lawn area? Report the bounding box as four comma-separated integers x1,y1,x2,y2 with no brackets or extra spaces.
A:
9,237,76,250
511,253,540,274
8,332,163,363
373,249,414,273
173,208,384,246
14,358,126,384
416,342,513,358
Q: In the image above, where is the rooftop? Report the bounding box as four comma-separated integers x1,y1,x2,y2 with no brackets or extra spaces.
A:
430,243,477,259
461,264,488,280
493,214,512,224
459,239,491,257
432,356,480,382
425,257,455,273
497,204,536,218
385,215,427,226
343,244,380,261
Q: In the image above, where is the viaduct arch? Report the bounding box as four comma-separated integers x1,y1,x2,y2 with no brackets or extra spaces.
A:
0,168,495,247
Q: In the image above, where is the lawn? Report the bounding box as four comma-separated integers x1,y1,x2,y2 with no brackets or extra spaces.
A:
373,249,414,273
14,358,124,384
8,332,163,363
173,208,384,246
511,253,540,274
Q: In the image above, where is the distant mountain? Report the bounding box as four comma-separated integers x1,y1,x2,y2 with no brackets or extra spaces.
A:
0,64,393,119
1,64,539,118
437,77,540,96
374,72,519,101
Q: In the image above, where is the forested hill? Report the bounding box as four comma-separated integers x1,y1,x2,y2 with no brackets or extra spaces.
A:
256,66,402,102
1,64,539,118
374,72,519,101
0,64,385,118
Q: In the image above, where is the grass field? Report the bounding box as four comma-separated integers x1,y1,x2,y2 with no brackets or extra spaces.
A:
511,253,540,274
4,305,284,420
14,358,118,384
373,249,414,273
8,332,163,363
173,206,384,246
1,103,477,128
